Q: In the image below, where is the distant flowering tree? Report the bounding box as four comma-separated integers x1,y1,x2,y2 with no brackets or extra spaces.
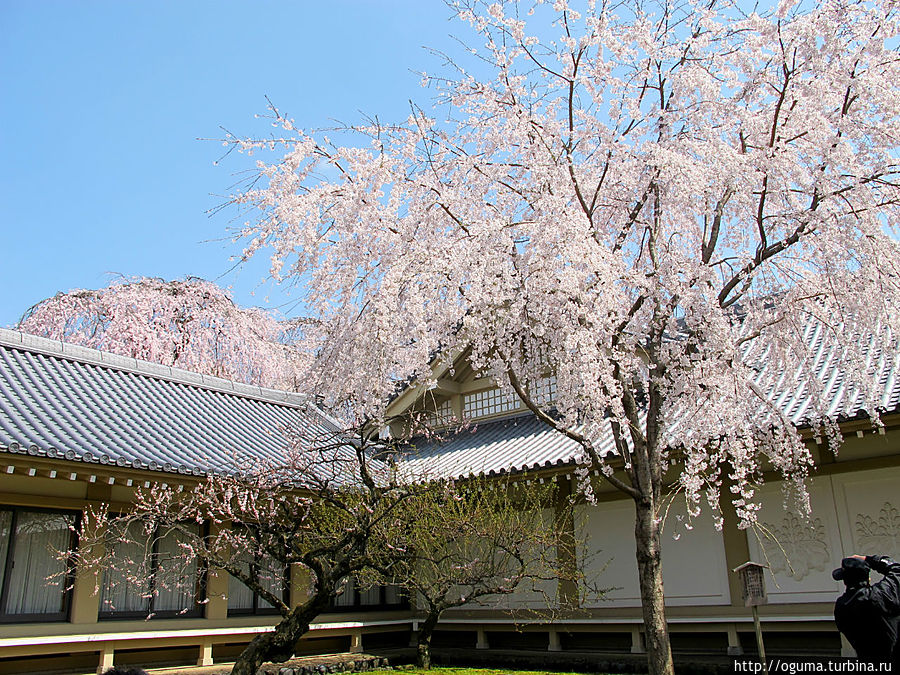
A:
225,1,900,672
19,276,307,390
75,424,423,675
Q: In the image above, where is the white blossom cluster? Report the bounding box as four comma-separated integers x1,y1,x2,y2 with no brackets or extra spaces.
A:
19,276,309,391
229,0,900,527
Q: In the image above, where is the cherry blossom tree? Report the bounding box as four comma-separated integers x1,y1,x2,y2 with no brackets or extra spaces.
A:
19,276,307,390
75,423,423,675
226,1,900,673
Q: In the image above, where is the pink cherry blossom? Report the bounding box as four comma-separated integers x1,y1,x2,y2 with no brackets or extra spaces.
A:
225,3,900,672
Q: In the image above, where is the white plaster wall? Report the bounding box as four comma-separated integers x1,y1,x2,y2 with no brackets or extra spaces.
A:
577,500,640,607
492,507,558,609
572,463,899,611
576,498,729,608
658,498,731,606
831,466,900,562
747,477,844,604
460,508,558,610
748,467,900,605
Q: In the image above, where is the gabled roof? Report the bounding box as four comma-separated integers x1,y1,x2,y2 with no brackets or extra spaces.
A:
402,320,900,479
0,328,342,476
750,319,900,423
401,413,590,478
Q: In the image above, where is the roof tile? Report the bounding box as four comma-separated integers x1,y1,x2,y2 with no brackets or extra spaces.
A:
0,328,339,475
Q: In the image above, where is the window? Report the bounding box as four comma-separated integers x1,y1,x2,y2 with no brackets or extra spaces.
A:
463,388,520,419
531,375,557,406
0,506,78,622
427,399,454,428
99,521,203,619
227,550,287,616
327,577,407,612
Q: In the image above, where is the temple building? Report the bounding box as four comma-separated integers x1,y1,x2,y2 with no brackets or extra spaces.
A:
1,326,898,672
0,329,408,673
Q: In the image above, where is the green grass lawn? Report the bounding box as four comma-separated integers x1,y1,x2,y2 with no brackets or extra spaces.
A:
368,669,610,675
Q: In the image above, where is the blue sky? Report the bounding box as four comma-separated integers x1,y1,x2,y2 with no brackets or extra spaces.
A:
0,0,463,327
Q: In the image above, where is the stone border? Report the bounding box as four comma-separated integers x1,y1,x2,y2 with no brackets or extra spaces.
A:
277,656,391,675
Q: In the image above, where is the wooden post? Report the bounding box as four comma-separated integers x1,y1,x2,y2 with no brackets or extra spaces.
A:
97,643,115,674
840,633,856,658
554,477,578,609
727,624,743,656
198,640,214,666
71,537,104,625
205,520,229,620
548,629,561,652
752,606,767,675
631,626,646,654
290,563,313,607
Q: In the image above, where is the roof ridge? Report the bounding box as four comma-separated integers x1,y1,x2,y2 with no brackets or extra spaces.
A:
0,327,311,408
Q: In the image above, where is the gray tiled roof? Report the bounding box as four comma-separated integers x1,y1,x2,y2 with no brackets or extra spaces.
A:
0,328,342,476
401,413,590,478
3,317,897,483
404,321,900,479
752,319,900,423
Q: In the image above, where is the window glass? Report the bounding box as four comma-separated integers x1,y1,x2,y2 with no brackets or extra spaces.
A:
0,511,11,597
328,577,407,611
100,521,151,614
0,508,76,619
256,554,284,610
428,399,454,427
154,524,200,612
532,375,557,406
227,549,255,611
332,576,356,607
100,521,201,618
226,529,285,615
463,388,519,419
358,584,380,606
384,584,402,605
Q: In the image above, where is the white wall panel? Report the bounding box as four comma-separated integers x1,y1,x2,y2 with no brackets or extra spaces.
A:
658,499,730,606
468,508,558,610
577,500,641,607
576,497,729,608
747,477,844,604
831,466,900,562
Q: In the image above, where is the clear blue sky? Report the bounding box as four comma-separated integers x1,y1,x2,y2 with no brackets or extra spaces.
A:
0,0,463,327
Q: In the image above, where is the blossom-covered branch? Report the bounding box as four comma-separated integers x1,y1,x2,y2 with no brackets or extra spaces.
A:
73,421,424,675
19,276,310,391
223,2,900,672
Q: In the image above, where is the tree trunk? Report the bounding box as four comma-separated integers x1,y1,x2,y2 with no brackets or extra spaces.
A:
634,497,674,675
416,612,441,669
231,594,330,675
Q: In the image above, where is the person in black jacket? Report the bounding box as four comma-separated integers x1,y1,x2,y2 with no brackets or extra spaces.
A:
833,554,900,668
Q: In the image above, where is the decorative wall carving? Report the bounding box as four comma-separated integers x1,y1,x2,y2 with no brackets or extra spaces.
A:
761,513,830,581
855,502,900,554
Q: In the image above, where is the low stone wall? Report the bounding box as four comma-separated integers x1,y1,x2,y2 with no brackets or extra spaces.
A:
273,656,391,675
149,653,393,675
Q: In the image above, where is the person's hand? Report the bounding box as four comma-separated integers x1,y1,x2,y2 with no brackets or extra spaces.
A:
850,554,867,561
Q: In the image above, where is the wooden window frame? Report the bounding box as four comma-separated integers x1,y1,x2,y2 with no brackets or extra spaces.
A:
0,505,79,624
326,578,409,613
98,521,207,621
